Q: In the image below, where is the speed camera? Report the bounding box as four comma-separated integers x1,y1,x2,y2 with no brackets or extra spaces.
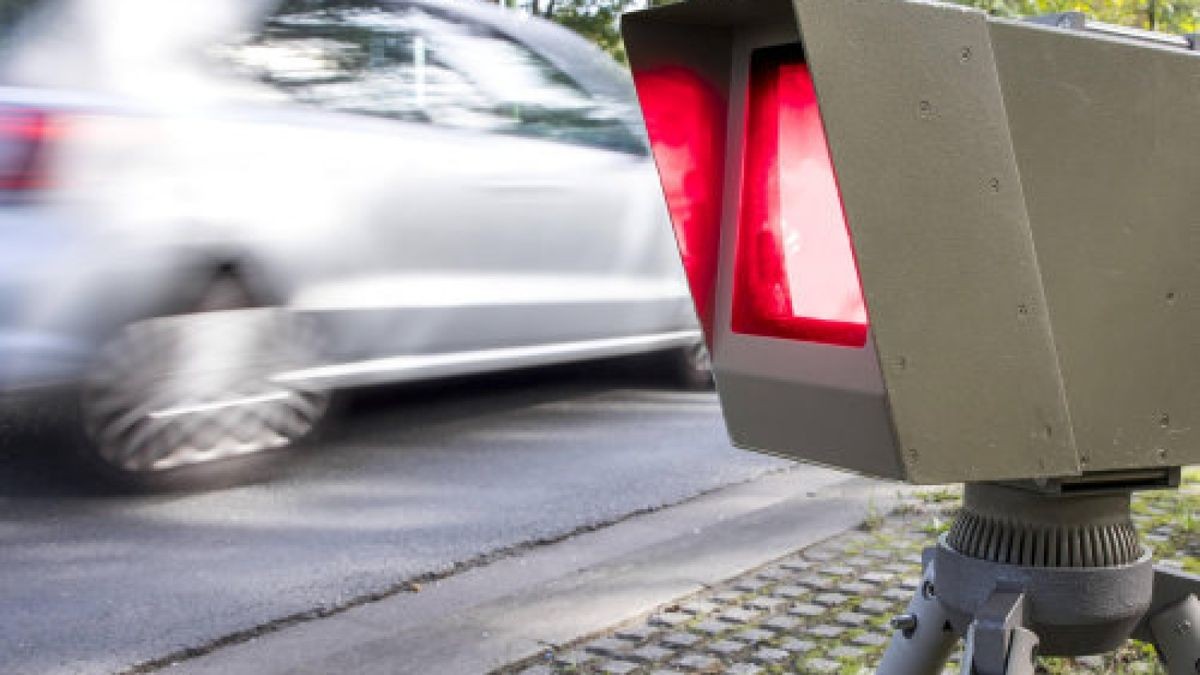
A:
624,0,1200,485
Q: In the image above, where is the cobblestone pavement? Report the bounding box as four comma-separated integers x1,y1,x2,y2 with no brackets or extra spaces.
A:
498,473,1199,675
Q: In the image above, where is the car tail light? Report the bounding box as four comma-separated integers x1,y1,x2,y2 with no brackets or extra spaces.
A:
732,46,868,348
0,107,59,192
633,67,726,345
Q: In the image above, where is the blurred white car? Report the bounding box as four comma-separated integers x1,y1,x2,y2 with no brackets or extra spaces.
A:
0,0,705,488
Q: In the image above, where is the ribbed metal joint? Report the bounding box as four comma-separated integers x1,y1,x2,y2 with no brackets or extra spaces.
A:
946,510,1140,567
945,483,1142,568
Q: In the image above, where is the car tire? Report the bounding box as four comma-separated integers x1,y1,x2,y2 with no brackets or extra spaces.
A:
74,276,330,492
666,340,714,390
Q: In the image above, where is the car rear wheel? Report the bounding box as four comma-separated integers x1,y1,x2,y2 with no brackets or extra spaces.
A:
78,281,329,490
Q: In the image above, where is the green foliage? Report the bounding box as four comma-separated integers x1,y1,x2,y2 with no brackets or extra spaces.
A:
534,0,635,63
525,0,678,63
948,0,1200,33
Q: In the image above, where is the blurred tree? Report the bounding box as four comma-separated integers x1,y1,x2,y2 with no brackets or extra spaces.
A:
513,0,1196,63
489,0,678,63
949,0,1199,33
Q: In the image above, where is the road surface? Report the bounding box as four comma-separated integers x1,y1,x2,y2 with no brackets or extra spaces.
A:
0,358,790,674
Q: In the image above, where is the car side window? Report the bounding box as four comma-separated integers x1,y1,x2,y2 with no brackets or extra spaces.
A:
211,1,644,153
417,13,644,154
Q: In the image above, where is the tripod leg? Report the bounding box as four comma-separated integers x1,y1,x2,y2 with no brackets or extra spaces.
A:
958,620,1038,675
967,590,1039,675
878,562,959,674
1148,593,1200,675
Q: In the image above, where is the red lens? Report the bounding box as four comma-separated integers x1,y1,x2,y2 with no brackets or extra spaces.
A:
733,46,868,348
633,67,726,346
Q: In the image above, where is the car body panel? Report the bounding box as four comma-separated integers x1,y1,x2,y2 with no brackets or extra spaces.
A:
0,0,698,394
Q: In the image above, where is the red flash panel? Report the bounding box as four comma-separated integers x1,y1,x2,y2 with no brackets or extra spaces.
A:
733,46,868,348
632,67,726,345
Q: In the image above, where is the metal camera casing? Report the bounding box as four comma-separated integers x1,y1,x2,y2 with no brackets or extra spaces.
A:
624,0,1200,484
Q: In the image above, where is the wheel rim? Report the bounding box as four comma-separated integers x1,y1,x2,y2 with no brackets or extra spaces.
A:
82,309,328,473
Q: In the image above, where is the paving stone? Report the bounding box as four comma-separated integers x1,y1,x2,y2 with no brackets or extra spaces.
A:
770,584,809,599
835,611,871,628
690,619,728,636
903,553,923,564
795,573,833,590
858,599,895,615
865,547,894,559
751,647,790,664
649,671,686,675
706,639,747,657
586,637,633,656
818,565,856,577
517,665,554,675
746,596,785,612
828,645,864,659
883,587,914,602
651,611,692,628
884,563,915,574
802,657,842,673
673,654,720,671
599,660,639,674
677,600,720,616
837,581,873,595
1075,655,1106,669
861,571,896,585
899,576,921,590
615,625,659,642
718,607,759,624
553,650,593,667
779,637,816,654
804,550,836,562
809,624,847,639
788,603,825,618
813,592,850,607
845,556,874,568
780,559,813,572
733,578,769,592
761,615,800,632
852,632,890,647
732,628,775,644
756,567,790,581
727,664,763,675
630,645,675,663
660,632,700,649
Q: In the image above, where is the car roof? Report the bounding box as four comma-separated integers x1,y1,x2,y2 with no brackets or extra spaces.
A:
397,0,637,106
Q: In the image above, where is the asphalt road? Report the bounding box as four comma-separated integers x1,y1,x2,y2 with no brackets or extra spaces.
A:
0,358,789,675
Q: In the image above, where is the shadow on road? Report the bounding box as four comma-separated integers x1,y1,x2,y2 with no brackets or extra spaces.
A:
0,353,702,502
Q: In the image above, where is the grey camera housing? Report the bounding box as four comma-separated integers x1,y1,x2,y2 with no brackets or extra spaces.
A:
624,0,1200,484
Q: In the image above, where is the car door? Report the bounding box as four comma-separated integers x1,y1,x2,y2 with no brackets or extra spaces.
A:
404,10,687,348
212,1,688,368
